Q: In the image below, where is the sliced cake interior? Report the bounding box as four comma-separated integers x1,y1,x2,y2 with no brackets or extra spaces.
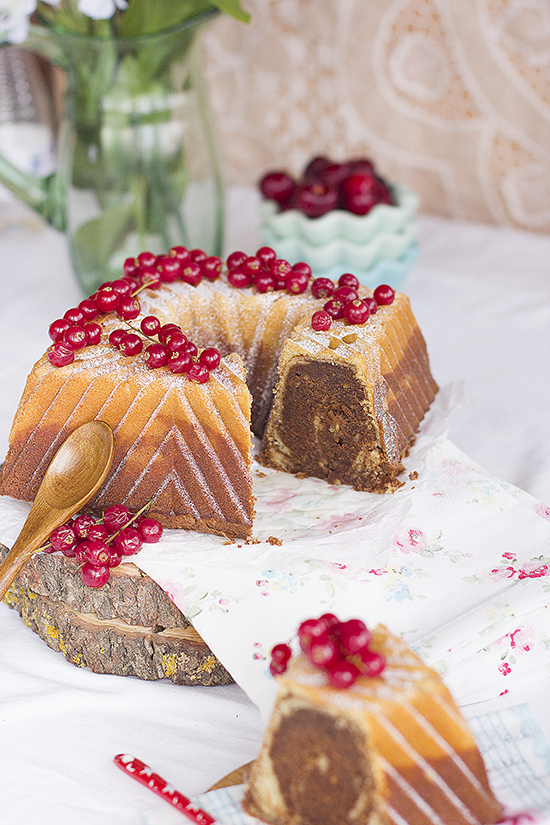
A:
259,292,438,492
243,624,503,825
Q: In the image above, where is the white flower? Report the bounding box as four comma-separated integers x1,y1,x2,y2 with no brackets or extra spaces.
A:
0,0,59,43
77,0,127,20
0,0,36,43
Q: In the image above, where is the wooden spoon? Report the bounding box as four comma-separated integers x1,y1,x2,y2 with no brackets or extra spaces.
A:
0,420,114,601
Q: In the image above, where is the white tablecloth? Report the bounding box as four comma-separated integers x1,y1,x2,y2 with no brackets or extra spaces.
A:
1,190,550,824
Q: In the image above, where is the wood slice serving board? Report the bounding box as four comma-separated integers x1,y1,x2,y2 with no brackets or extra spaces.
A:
0,544,232,686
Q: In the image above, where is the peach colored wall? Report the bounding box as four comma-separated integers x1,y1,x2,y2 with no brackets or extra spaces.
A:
204,0,550,233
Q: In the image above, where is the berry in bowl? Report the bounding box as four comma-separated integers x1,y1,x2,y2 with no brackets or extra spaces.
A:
258,155,419,290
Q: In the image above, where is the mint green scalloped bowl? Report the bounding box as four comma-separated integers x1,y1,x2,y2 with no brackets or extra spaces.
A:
259,183,420,290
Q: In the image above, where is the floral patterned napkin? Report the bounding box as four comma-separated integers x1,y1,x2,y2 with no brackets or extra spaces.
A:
129,387,550,719
0,384,548,720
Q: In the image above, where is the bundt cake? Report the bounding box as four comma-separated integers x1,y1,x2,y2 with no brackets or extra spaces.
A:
0,247,437,538
243,620,503,825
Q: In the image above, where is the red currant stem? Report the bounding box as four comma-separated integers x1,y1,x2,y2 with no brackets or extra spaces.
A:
131,280,158,298
102,500,153,546
120,320,157,344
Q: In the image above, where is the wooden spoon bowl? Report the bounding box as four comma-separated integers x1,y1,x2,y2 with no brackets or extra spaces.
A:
0,420,114,601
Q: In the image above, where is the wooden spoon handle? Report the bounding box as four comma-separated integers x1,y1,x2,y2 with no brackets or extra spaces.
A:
0,539,40,601
0,502,70,601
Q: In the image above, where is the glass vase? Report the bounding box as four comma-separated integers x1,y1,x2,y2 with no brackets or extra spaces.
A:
5,10,225,295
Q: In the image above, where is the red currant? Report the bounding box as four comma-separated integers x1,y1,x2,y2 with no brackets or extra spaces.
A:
170,246,191,265
256,246,277,267
158,324,180,345
338,273,360,290
95,286,120,313
78,298,100,321
48,342,75,367
184,341,198,357
158,256,182,283
326,658,359,689
84,322,102,345
340,173,378,215
308,635,340,668
291,261,313,279
227,267,252,289
117,297,141,321
294,181,338,218
49,319,70,342
184,362,210,383
311,310,332,331
311,278,335,300
64,325,88,350
49,523,77,553
119,333,143,356
343,299,370,325
254,272,276,293
137,251,157,268
73,513,97,540
109,328,126,348
137,517,163,543
363,297,378,315
201,256,222,281
139,266,162,290
81,539,111,567
141,315,161,336
337,619,372,654
297,617,332,652
87,523,109,542
243,256,263,276
145,343,169,368
319,161,351,189
165,330,188,353
181,262,202,286
271,642,292,665
168,352,192,373
107,549,122,568
190,248,207,264
81,562,110,588
226,250,247,269
123,257,139,278
198,348,221,370
358,649,386,677
373,284,395,305
334,285,358,303
323,297,345,320
303,155,331,181
111,278,133,297
270,259,292,280
114,527,143,556
286,272,309,294
103,504,132,533
64,307,86,326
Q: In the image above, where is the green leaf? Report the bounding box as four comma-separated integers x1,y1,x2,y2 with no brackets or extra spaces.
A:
210,0,250,23
73,202,134,274
119,0,219,37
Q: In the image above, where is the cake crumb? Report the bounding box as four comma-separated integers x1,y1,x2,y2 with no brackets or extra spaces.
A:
266,536,282,546
255,471,267,478
409,470,419,481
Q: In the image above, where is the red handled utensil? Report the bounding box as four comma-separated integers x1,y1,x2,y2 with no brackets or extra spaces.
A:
114,754,217,824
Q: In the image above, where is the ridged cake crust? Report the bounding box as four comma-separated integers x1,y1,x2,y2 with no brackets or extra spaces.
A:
259,293,438,492
243,626,503,825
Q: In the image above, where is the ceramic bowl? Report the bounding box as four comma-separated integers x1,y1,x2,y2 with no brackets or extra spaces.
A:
259,182,419,290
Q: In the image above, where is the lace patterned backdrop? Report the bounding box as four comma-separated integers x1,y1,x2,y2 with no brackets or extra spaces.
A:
204,0,550,233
